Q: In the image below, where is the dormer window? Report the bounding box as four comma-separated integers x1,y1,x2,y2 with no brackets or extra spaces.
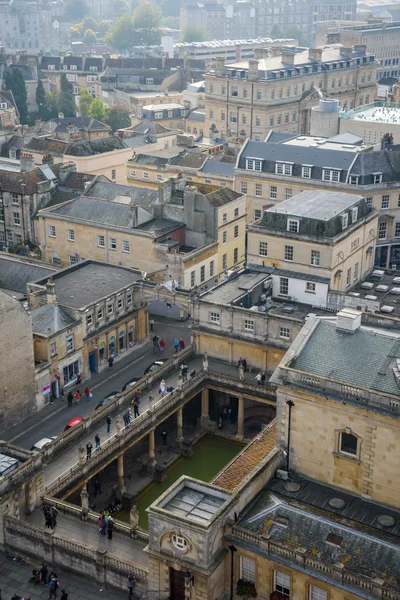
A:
322,168,340,182
63,65,67,70
287,218,299,233
349,175,359,185
155,112,163,119
246,158,262,172
275,162,293,176
48,64,55,71
341,213,348,229
373,173,382,184
351,207,358,222
302,165,312,178
89,66,97,72
71,64,77,71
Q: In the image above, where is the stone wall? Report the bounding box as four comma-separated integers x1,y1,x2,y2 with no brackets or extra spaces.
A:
0,291,37,426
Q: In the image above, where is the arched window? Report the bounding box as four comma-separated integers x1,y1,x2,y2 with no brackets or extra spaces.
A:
336,428,361,459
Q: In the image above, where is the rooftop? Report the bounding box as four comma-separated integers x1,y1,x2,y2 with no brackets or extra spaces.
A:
84,180,158,205
212,420,276,491
291,317,400,397
0,253,58,296
237,477,400,590
340,101,400,124
49,116,111,133
143,103,185,111
266,190,363,221
32,261,141,309
31,304,78,336
347,270,400,318
157,478,230,525
65,137,128,157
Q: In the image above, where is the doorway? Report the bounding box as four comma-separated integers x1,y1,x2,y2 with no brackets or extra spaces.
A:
170,568,185,600
89,352,97,373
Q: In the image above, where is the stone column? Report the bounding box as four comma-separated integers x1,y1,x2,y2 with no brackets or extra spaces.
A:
118,453,125,493
149,428,155,462
177,407,183,441
201,387,209,427
237,396,244,439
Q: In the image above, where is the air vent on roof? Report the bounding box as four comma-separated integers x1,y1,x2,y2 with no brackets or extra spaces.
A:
283,481,300,492
275,516,289,527
360,282,374,290
393,277,400,284
316,140,326,145
365,295,378,300
328,497,346,509
348,292,360,297
341,144,356,149
297,136,306,140
282,304,294,313
375,285,389,292
377,514,396,527
326,533,343,546
381,305,395,314
371,269,385,279
391,287,400,295
336,308,361,333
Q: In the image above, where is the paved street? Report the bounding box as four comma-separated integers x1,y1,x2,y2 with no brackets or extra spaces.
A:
1,318,191,451
0,552,134,600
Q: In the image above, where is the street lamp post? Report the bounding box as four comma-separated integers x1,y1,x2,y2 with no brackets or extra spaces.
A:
286,399,295,472
229,544,237,600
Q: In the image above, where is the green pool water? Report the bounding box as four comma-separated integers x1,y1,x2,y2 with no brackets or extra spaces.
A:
120,434,243,530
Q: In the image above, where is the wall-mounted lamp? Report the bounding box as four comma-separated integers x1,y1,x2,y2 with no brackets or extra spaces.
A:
184,570,194,586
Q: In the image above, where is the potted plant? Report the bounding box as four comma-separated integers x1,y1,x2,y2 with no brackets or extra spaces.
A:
270,592,287,600
236,579,257,599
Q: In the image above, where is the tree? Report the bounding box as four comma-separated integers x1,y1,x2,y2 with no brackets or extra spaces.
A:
79,90,94,116
270,24,283,39
113,0,130,16
4,68,28,124
82,16,97,31
132,1,163,45
65,0,88,21
181,25,208,42
104,104,131,132
45,92,61,119
284,25,308,46
36,79,47,119
59,74,77,117
105,15,137,53
89,98,106,121
83,28,97,43
98,20,112,34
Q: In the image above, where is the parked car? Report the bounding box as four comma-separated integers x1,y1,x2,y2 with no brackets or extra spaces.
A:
144,359,165,375
122,377,139,392
95,391,119,410
30,437,57,452
64,417,83,431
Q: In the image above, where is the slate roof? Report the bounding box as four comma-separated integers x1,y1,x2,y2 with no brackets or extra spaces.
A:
350,146,400,185
44,196,138,227
129,121,172,135
0,90,18,112
212,420,276,491
0,168,48,194
131,148,181,167
0,135,25,158
267,190,362,220
25,137,69,155
199,160,235,176
34,261,141,309
205,187,242,207
31,304,77,336
0,254,57,294
185,109,205,122
63,172,95,191
84,180,158,205
40,56,61,70
265,131,296,143
49,117,111,133
238,484,400,589
170,151,207,169
65,137,128,157
292,319,400,396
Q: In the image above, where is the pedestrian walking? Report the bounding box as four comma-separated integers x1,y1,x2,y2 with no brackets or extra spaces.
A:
50,505,59,528
159,338,165,352
127,408,132,424
149,318,155,331
242,358,247,371
75,388,81,403
152,335,159,352
76,372,82,385
95,433,101,451
108,355,114,368
86,441,93,460
159,379,166,396
174,338,179,353
107,516,114,540
255,372,262,385
128,573,137,600
40,563,48,585
179,338,185,351
180,308,184,321
133,400,140,418
60,591,68,600
45,512,53,529
84,387,91,401
161,430,168,445
48,575,57,599
181,364,188,381
94,479,101,497
123,411,129,426
67,391,73,407
106,415,112,433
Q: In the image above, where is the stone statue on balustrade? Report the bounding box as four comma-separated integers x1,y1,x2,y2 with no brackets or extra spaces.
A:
203,351,208,372
130,504,139,538
116,415,124,437
80,485,89,521
239,364,245,381
78,443,85,465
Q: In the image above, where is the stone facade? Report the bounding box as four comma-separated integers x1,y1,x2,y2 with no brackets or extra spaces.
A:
0,291,36,426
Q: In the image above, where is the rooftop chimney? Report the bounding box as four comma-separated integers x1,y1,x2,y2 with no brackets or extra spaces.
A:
253,47,269,60
308,48,323,62
354,44,367,54
339,46,353,57
247,59,259,81
20,152,35,172
336,308,361,334
214,56,225,77
58,161,76,183
270,45,282,57
42,154,54,166
326,32,340,44
58,112,64,120
46,278,57,305
281,51,295,65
